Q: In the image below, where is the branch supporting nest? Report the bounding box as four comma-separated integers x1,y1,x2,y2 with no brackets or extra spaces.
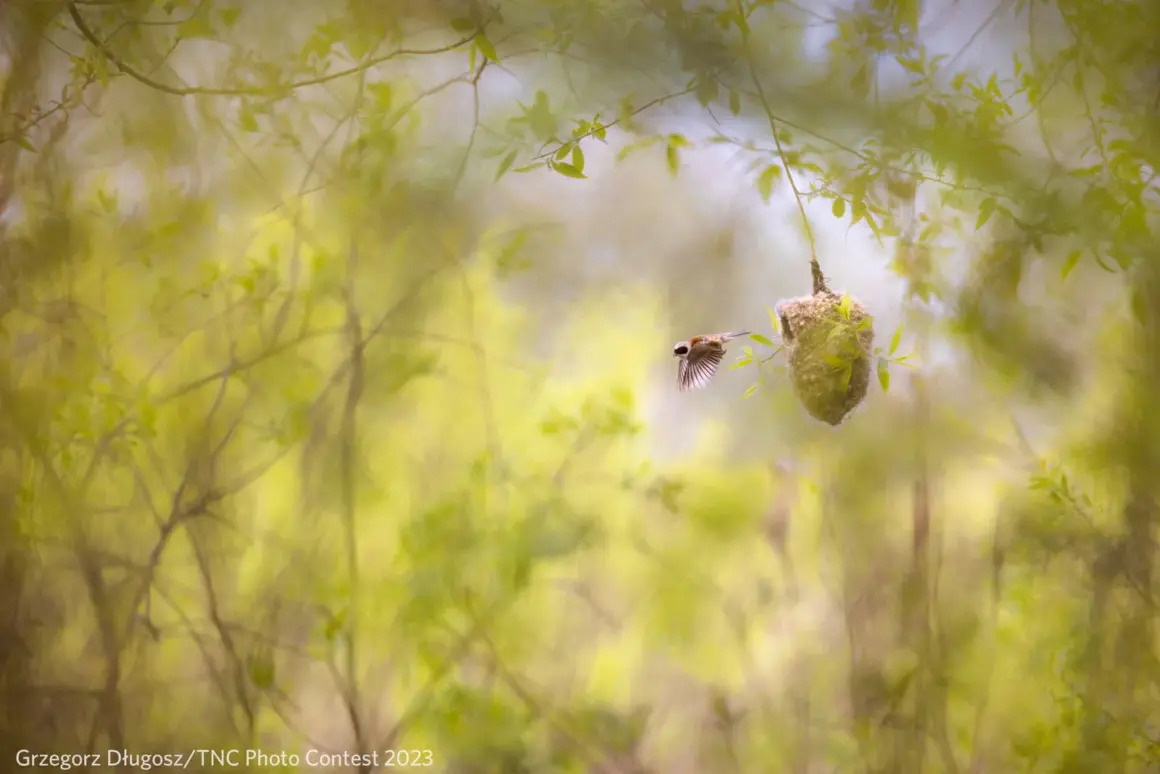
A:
811,256,831,297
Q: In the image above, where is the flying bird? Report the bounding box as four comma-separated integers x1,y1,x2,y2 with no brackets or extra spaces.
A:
672,330,752,391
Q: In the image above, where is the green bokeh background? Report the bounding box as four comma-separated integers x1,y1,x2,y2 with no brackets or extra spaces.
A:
1,0,1158,772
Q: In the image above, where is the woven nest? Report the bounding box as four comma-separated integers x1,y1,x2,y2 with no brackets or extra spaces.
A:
777,290,874,426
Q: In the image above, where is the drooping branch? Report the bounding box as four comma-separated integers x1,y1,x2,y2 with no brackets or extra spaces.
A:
66,2,476,98
734,0,828,295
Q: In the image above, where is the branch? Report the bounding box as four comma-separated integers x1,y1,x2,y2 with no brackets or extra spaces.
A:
336,152,368,756
67,3,475,98
532,85,696,161
470,621,621,772
735,1,828,294
452,61,487,186
0,74,96,146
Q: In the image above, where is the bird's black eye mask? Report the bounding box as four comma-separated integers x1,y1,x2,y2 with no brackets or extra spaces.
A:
674,345,689,356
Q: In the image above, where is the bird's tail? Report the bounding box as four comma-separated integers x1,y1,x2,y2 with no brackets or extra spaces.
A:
722,330,753,341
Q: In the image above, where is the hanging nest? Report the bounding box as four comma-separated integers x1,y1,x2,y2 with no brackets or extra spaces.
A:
777,273,874,425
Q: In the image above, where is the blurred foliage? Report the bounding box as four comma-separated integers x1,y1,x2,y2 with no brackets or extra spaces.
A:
0,0,1159,772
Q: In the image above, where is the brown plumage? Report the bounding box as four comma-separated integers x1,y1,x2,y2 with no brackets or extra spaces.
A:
672,331,752,391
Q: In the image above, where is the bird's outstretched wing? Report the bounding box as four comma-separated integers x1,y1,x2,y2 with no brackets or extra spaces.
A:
678,346,725,391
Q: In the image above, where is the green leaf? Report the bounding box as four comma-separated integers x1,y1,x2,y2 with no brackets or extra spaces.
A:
247,651,275,689
976,198,995,230
571,145,585,173
951,71,968,91
475,34,499,62
666,144,680,176
822,353,847,368
554,143,572,160
877,357,890,392
450,17,476,33
177,13,215,39
616,136,659,161
832,198,846,218
757,164,779,203
495,149,518,181
897,57,924,75
219,7,241,27
238,105,258,132
888,323,902,356
97,189,117,213
14,136,35,153
838,292,852,319
553,162,586,179
618,96,635,126
323,608,347,642
513,161,545,173
850,64,869,95
367,82,392,109
1060,249,1081,280
694,76,719,107
749,333,774,346
741,383,757,399
986,72,1000,96
729,90,741,115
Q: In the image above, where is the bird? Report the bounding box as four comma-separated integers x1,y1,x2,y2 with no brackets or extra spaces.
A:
672,330,752,391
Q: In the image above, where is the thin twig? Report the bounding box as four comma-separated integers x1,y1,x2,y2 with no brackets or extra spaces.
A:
67,3,475,97
532,86,696,161
735,0,828,294
336,65,370,771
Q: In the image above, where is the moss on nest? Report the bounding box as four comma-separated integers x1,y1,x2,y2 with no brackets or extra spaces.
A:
777,290,874,426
